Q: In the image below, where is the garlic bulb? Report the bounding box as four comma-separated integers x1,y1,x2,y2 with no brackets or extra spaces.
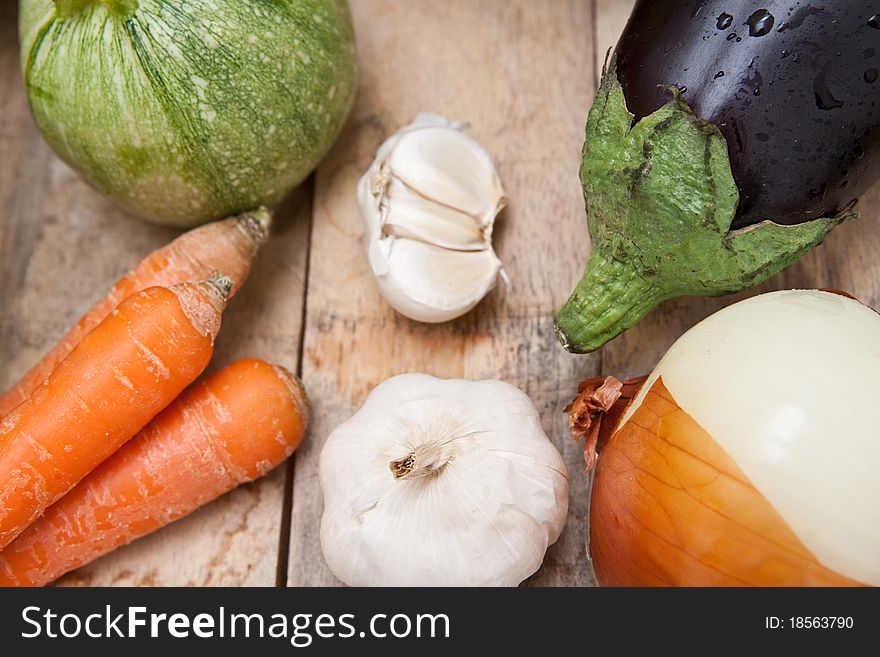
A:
357,114,506,323
319,374,568,586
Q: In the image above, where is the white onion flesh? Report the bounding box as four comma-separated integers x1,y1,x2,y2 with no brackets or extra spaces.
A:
619,290,880,585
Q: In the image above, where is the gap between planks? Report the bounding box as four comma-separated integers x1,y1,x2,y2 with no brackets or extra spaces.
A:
274,173,317,587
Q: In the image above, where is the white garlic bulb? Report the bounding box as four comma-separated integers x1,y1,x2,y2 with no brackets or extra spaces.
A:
357,113,507,323
319,373,569,587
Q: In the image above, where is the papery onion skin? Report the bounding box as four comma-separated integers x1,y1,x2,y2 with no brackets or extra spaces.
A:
589,377,864,587
588,289,880,587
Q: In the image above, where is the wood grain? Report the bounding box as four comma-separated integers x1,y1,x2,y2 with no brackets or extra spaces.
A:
595,0,880,379
3,0,877,588
0,2,309,586
286,0,599,586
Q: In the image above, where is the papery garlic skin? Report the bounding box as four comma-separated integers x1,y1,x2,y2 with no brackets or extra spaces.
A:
358,114,506,323
319,374,568,587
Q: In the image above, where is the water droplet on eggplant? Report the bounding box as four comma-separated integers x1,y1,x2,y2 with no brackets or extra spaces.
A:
714,70,725,79
781,49,790,59
746,9,775,37
813,65,844,110
869,14,880,29
727,32,739,41
808,183,827,200
865,68,878,83
756,132,770,142
717,13,733,30
739,60,764,98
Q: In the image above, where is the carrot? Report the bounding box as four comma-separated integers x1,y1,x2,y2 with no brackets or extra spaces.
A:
0,358,308,587
0,274,231,551
0,207,270,418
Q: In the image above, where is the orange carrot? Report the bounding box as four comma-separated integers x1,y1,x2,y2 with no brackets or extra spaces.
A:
0,274,231,551
0,208,270,418
0,358,308,587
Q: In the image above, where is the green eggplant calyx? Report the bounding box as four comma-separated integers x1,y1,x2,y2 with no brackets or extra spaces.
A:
54,0,138,17
555,57,852,354
554,248,664,354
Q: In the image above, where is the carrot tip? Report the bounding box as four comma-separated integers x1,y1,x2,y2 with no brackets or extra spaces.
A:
272,365,309,432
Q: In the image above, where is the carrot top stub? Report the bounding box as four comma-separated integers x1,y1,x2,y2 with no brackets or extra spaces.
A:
0,276,229,550
0,208,270,418
172,272,233,340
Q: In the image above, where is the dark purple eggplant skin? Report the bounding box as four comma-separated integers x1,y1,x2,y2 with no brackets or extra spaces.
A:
614,0,880,228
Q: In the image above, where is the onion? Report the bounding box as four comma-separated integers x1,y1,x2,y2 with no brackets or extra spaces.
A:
588,290,880,586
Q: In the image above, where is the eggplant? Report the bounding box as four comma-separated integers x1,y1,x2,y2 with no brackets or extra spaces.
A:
555,0,880,353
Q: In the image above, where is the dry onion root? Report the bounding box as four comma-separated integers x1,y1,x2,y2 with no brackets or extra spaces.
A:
576,290,880,587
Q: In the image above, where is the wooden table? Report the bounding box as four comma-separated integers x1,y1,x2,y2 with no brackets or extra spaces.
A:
2,0,878,587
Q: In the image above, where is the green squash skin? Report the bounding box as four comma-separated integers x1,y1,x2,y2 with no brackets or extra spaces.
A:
553,59,853,354
19,0,356,227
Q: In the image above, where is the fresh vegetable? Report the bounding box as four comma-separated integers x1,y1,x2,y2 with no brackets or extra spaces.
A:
582,290,880,586
319,373,568,586
0,208,270,418
0,358,308,587
19,0,356,227
0,275,230,550
555,1,880,353
358,113,506,323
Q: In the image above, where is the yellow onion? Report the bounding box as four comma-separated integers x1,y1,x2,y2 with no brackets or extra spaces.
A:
589,290,880,587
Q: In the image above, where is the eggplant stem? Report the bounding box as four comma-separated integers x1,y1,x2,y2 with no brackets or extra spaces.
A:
554,248,662,353
555,61,853,355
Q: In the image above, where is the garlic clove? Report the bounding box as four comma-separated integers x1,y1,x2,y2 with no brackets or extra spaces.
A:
358,113,507,324
367,236,501,323
388,124,506,222
381,178,488,251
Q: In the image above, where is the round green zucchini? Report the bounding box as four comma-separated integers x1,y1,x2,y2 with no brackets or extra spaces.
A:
19,0,357,226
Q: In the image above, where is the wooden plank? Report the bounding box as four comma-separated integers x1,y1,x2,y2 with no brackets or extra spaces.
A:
287,0,598,586
596,0,880,380
0,2,308,586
